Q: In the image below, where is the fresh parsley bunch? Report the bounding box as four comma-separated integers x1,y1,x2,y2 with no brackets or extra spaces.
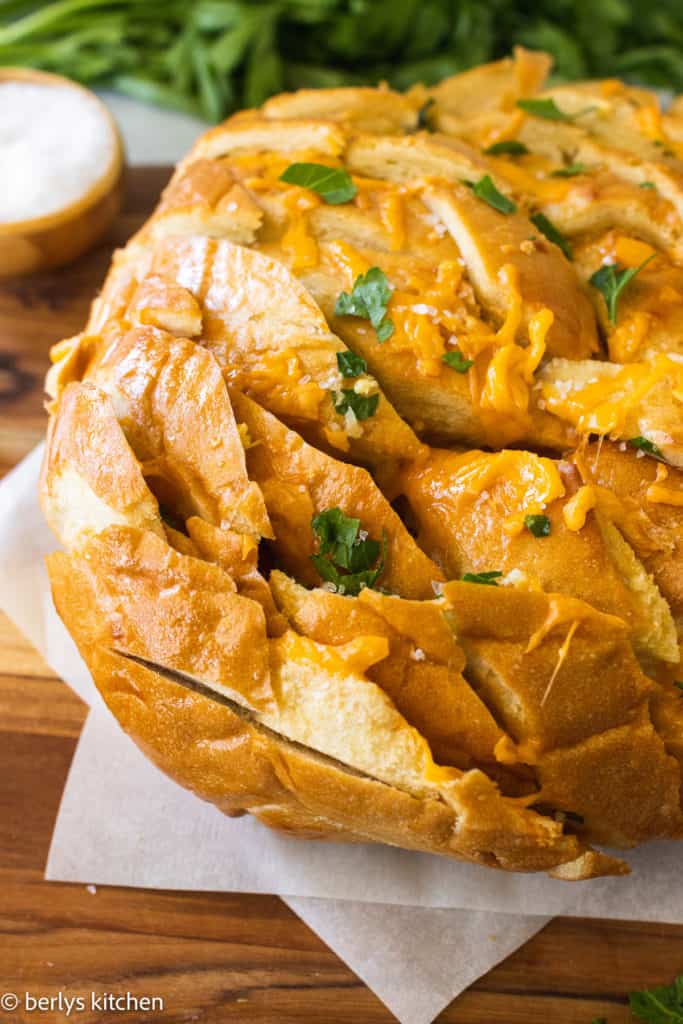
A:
629,973,683,1022
3,1,683,122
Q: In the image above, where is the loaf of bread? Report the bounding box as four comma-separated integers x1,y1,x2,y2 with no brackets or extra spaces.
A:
41,48,683,878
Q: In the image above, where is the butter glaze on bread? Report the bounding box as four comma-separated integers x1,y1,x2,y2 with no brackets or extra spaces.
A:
41,48,683,878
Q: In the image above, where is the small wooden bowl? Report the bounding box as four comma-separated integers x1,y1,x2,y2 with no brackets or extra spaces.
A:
0,67,124,277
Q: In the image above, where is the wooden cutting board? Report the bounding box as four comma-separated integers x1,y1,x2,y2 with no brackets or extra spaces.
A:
1,166,681,1024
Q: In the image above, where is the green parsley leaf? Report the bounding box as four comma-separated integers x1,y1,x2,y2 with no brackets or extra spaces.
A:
674,681,683,698
461,571,503,586
485,140,529,156
530,212,573,260
589,255,655,324
628,436,665,460
629,973,683,1023
334,267,394,342
337,350,368,378
416,97,436,132
640,181,657,189
517,98,595,121
442,350,474,373
376,319,395,343
333,388,379,421
591,1018,608,1024
516,97,571,121
311,508,387,596
280,162,356,204
312,507,360,556
468,175,517,214
551,162,588,177
524,514,551,537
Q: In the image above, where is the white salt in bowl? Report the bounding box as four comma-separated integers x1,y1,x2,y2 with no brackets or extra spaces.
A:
0,67,124,277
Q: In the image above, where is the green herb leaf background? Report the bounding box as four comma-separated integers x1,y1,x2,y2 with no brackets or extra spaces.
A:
1,0,682,122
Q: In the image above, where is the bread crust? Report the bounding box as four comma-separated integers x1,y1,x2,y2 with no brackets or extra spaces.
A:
40,52,683,879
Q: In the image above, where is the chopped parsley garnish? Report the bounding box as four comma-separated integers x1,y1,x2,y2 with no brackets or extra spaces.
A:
628,436,665,460
467,175,517,214
629,973,683,1023
589,255,654,324
530,212,573,260
416,97,436,132
591,1019,608,1024
551,162,588,177
640,181,657,188
517,98,594,121
334,267,394,342
675,681,683,698
337,350,368,378
280,162,356,204
484,139,529,156
516,97,571,121
524,514,551,537
461,570,503,586
442,349,474,373
311,508,387,596
333,388,379,420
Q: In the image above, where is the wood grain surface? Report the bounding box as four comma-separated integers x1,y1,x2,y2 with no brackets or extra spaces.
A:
1,166,681,1024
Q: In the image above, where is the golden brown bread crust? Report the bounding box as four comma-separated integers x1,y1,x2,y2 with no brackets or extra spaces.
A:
401,447,679,663
39,50,683,879
573,441,683,624
232,391,441,600
269,570,505,771
48,552,624,875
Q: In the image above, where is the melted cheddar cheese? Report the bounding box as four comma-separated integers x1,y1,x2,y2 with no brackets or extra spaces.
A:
563,485,597,531
487,154,573,203
525,595,626,707
326,240,476,376
328,244,554,442
570,452,670,555
276,631,390,677
525,594,615,654
614,235,656,268
647,464,683,506
280,189,320,270
402,447,566,536
608,312,652,363
540,355,683,438
226,347,326,421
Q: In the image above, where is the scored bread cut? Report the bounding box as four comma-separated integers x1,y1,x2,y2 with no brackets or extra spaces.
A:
40,48,683,879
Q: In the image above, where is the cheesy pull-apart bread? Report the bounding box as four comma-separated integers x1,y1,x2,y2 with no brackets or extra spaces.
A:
41,49,683,878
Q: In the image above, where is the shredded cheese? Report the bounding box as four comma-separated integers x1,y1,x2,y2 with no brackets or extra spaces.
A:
563,485,598,531
280,189,320,269
540,355,682,438
614,235,656,268
647,464,683,506
401,448,565,535
278,632,390,676
540,620,579,707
